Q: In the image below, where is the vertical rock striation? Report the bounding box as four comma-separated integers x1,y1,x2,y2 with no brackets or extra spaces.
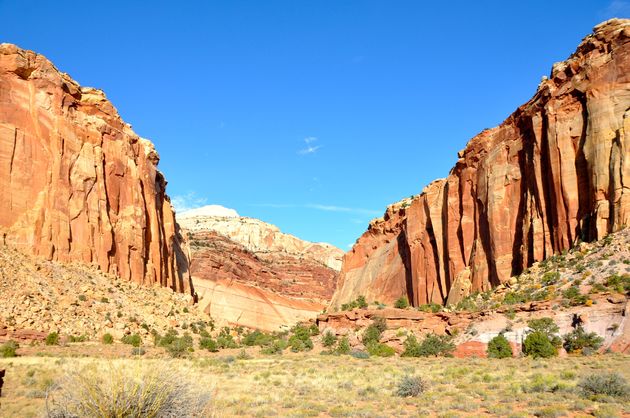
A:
331,19,630,308
0,44,191,293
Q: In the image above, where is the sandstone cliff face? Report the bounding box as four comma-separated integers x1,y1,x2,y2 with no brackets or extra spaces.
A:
332,19,630,308
179,208,343,330
0,44,190,292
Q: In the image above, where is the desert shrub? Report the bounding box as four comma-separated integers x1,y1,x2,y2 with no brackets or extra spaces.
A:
503,290,528,305
605,273,630,294
362,317,386,345
366,342,395,357
341,295,369,311
46,362,212,417
335,337,351,355
0,340,18,358
241,330,273,347
236,349,252,360
541,271,560,286
154,329,178,347
402,334,454,357
45,332,60,346
523,331,557,358
121,334,142,347
418,303,442,313
68,335,88,343
165,334,193,358
563,326,604,353
350,350,369,359
322,330,337,347
288,325,314,352
527,317,562,347
101,333,114,345
216,327,238,349
396,375,427,397
356,295,368,309
131,347,145,356
394,296,410,309
308,324,319,336
487,334,513,358
260,339,287,355
577,373,630,399
522,373,566,393
199,337,219,352
563,286,588,305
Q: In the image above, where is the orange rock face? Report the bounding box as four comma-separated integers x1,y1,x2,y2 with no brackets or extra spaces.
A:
0,44,190,292
332,19,630,307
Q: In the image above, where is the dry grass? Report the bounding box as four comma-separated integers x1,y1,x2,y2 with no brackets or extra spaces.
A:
1,349,629,417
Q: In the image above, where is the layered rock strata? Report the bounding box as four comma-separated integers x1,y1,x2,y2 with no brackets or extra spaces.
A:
0,44,190,292
332,19,630,307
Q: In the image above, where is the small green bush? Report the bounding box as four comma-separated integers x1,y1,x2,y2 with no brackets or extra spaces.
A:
577,373,630,399
0,340,19,358
523,331,557,358
131,347,145,356
563,326,603,353
417,303,442,313
121,334,142,347
341,295,369,311
366,342,395,357
45,332,60,346
362,317,386,345
356,295,368,309
350,350,369,359
164,334,193,358
242,330,274,347
199,337,218,352
335,337,351,355
527,317,562,347
260,339,287,355
396,376,427,397
102,333,114,345
541,271,560,286
401,334,455,357
322,330,337,348
68,335,88,343
394,296,410,309
288,325,314,352
487,334,513,358
216,327,238,349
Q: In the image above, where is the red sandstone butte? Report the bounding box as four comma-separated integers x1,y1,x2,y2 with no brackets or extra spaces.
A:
0,44,190,293
331,19,630,308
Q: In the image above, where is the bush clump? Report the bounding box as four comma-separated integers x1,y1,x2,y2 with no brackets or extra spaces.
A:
288,324,314,352
362,317,386,346
322,330,337,348
242,330,274,347
121,334,142,347
46,362,212,416
260,339,288,355
394,296,410,309
577,373,630,399
401,334,455,357
0,340,18,358
396,376,427,397
487,334,513,359
45,332,60,346
101,333,114,345
523,317,561,358
350,350,370,359
335,337,351,355
216,327,238,349
563,326,603,354
366,342,395,357
340,295,369,311
199,336,219,352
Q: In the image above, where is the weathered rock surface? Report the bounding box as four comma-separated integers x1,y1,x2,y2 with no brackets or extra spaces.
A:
179,208,343,330
332,19,630,307
0,44,190,292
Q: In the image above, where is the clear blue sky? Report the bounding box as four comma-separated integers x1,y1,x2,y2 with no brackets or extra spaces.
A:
1,1,627,249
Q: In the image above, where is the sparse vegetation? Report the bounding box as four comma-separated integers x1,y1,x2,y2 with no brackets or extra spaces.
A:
396,375,427,397
340,295,369,311
0,340,18,358
322,330,337,347
577,373,630,399
394,296,410,309
487,334,513,358
101,333,113,344
45,332,59,346
120,333,142,347
401,333,455,357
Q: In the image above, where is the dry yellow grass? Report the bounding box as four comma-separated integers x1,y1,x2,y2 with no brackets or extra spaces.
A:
1,348,629,417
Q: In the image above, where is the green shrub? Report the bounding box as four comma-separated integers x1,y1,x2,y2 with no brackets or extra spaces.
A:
45,332,60,346
121,334,142,347
401,334,454,357
366,342,395,357
563,286,588,305
356,295,368,309
396,376,427,397
350,350,369,359
487,334,513,358
335,337,351,355
340,295,369,311
101,333,114,345
527,317,562,347
199,337,218,352
260,339,287,355
68,335,88,343
577,373,630,399
154,329,178,347
362,317,386,345
131,347,145,356
605,273,630,294
563,326,603,353
418,303,442,313
523,331,557,358
287,324,314,352
236,349,252,360
322,330,337,347
164,334,193,358
0,340,18,358
308,324,319,336
394,296,410,309
242,330,273,347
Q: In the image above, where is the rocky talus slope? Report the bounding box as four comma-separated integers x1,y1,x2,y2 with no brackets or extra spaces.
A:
178,206,343,331
319,228,630,356
0,44,189,292
332,19,630,308
0,244,208,342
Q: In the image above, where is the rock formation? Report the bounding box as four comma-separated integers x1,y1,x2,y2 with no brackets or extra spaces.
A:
178,206,343,330
0,44,190,292
331,19,630,308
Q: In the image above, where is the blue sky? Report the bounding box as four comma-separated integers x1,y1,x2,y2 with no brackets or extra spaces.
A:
1,1,627,249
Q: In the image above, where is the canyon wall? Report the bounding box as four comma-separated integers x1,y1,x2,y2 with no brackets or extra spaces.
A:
0,44,191,292
331,19,630,308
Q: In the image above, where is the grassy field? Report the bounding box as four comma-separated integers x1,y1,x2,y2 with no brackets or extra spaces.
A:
1,347,629,417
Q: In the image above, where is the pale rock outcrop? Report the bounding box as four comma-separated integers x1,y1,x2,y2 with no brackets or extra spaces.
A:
0,43,190,292
332,19,630,307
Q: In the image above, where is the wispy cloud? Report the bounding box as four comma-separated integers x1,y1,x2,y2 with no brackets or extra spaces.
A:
171,191,208,212
298,137,321,155
602,0,630,17
253,203,380,217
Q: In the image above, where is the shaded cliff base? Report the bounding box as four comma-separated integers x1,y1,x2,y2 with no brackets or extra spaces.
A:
319,228,630,356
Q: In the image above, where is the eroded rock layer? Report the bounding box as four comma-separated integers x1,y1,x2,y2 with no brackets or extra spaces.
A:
332,19,630,308
0,44,190,292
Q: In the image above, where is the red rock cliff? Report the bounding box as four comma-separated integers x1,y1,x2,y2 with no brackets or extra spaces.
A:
331,19,630,308
0,44,191,292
